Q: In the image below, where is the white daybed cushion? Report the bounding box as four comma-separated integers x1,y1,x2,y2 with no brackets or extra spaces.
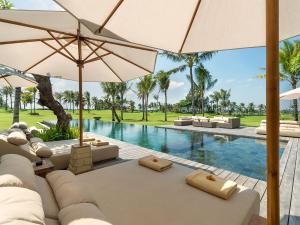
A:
46,170,96,209
0,187,45,225
7,131,28,146
45,218,60,225
0,154,37,191
32,142,53,158
78,160,260,225
36,176,59,219
58,203,112,225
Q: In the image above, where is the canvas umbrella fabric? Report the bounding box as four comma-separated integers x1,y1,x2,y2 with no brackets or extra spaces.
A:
280,88,300,100
0,65,37,87
0,10,157,145
53,1,300,224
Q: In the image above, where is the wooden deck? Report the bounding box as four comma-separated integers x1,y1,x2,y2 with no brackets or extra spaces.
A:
51,133,300,224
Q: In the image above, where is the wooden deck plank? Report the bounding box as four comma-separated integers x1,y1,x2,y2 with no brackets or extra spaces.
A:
243,177,259,190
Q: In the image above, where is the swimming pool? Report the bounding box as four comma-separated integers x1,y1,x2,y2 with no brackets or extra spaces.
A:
70,120,286,180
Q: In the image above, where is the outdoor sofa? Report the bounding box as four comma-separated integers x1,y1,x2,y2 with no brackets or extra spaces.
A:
210,116,241,129
0,132,119,170
0,154,260,225
255,120,300,138
174,116,207,126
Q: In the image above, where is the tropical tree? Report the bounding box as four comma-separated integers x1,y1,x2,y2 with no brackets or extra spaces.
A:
194,64,217,115
136,79,146,120
228,101,237,115
238,103,246,115
156,70,170,121
219,89,231,114
13,87,21,123
100,82,120,122
0,0,13,9
26,87,38,114
247,102,255,115
141,75,156,121
2,86,14,110
129,100,135,113
91,96,98,110
84,91,91,112
153,94,160,111
63,90,73,111
257,40,300,120
258,104,266,115
54,92,64,104
21,91,32,109
118,82,130,120
163,51,216,115
210,91,221,114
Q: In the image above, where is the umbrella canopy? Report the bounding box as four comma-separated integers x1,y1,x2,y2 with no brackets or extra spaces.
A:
54,0,300,53
0,9,158,145
280,88,300,100
0,10,157,82
0,74,37,87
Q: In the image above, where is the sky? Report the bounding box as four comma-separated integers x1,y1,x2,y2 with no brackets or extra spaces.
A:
8,0,300,108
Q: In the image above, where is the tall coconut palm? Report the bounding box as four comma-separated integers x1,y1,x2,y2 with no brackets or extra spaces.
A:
54,92,63,104
63,90,73,111
12,87,21,123
194,64,217,116
210,91,221,114
247,102,255,115
84,91,91,112
258,104,265,115
136,79,146,120
118,82,130,120
156,70,170,121
257,40,300,120
100,82,120,122
219,89,231,114
2,86,13,111
153,94,160,111
142,75,156,121
91,96,98,110
163,51,216,116
26,87,38,114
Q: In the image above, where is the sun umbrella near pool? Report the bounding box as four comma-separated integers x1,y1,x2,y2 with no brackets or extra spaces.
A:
0,74,37,87
0,10,158,145
280,88,300,100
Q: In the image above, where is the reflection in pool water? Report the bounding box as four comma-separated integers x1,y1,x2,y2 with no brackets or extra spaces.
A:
70,120,286,180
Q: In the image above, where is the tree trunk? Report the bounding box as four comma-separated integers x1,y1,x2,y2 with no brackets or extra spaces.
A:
112,98,115,121
164,90,167,121
5,95,8,111
13,87,21,123
201,91,205,116
120,95,124,120
33,93,36,113
292,81,298,121
189,66,195,116
142,95,145,120
10,94,13,110
32,74,72,131
145,94,149,121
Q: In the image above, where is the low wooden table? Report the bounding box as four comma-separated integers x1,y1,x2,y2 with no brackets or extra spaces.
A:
32,159,54,177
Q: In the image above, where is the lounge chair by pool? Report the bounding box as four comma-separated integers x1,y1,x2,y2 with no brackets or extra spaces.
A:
256,120,300,137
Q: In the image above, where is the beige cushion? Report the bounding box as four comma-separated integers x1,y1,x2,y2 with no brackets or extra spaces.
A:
0,187,45,225
7,131,28,146
59,203,111,225
31,137,44,143
36,176,59,219
32,142,53,158
0,154,37,191
46,170,96,209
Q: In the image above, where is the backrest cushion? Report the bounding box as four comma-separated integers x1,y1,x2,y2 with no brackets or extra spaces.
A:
32,142,53,158
0,154,37,191
0,187,45,225
46,170,96,209
58,203,111,225
7,131,28,146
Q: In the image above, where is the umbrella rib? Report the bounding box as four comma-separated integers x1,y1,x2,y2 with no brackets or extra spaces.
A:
179,0,202,53
2,76,12,87
41,39,77,63
47,31,77,61
25,38,76,72
84,39,152,73
83,42,106,62
98,0,124,33
0,18,77,37
0,36,74,45
84,53,111,64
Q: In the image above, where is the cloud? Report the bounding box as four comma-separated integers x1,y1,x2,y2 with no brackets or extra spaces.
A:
225,79,236,84
169,81,184,90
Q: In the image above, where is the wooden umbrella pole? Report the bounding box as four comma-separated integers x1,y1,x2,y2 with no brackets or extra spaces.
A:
266,0,280,224
77,28,84,146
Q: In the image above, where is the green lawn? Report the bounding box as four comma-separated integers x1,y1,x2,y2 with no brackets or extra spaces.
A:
0,108,296,131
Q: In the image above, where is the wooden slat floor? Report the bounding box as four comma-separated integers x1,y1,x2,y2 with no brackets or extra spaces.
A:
49,134,300,224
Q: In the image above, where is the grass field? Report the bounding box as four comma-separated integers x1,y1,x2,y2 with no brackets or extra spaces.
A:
0,108,296,131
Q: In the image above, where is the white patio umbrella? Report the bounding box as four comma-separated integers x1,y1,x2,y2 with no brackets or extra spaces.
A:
0,10,157,145
53,1,300,224
280,88,300,100
0,74,37,87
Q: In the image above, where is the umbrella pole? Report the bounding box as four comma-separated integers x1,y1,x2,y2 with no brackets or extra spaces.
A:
266,0,280,224
77,31,83,146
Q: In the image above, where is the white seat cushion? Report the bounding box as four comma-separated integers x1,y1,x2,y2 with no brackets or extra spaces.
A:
7,131,28,146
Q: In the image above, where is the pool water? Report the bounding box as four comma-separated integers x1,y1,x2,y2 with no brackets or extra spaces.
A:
70,120,286,180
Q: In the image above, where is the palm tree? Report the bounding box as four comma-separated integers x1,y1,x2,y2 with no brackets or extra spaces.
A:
141,75,156,121
26,87,38,114
84,91,91,112
258,104,265,115
54,92,63,104
136,79,146,120
228,101,237,115
238,103,246,115
153,94,160,111
210,91,221,114
219,89,231,114
0,0,13,9
100,82,120,122
13,87,21,123
91,96,98,110
63,90,73,111
247,102,255,115
194,64,217,116
163,51,216,116
118,82,130,120
257,40,300,120
2,86,14,111
156,70,170,121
